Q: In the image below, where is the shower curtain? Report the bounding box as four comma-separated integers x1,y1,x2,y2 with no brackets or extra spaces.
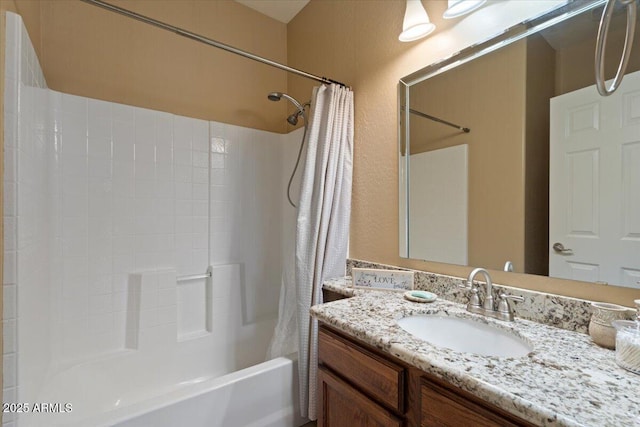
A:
267,83,353,419
296,84,354,419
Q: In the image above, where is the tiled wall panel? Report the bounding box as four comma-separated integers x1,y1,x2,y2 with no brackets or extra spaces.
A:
48,95,288,363
3,12,49,424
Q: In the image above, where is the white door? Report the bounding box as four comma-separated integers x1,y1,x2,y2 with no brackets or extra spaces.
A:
549,70,640,288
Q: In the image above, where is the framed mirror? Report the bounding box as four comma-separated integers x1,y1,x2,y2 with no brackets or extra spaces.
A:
399,0,640,288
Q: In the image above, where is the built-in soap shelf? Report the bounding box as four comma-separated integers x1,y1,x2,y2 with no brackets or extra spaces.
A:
125,270,179,349
125,264,241,349
177,277,212,342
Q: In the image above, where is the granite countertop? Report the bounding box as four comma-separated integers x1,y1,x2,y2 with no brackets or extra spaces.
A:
312,278,640,427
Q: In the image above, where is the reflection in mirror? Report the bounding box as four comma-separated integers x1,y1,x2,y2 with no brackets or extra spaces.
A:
399,1,640,289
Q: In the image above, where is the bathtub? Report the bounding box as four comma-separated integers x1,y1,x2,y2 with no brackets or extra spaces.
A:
26,355,305,427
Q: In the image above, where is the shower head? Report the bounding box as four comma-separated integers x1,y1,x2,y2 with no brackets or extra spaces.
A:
267,91,305,116
286,102,311,126
287,113,300,126
268,92,282,102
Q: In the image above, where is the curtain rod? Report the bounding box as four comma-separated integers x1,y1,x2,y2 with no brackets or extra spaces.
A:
80,0,348,88
409,108,470,133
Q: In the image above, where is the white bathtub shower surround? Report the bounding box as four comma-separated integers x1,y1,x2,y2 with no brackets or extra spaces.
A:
4,12,301,427
113,356,304,427
3,13,51,424
45,92,286,366
29,356,303,427
214,122,286,324
17,263,285,427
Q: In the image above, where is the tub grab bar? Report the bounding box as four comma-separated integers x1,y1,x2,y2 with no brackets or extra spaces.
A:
177,266,212,283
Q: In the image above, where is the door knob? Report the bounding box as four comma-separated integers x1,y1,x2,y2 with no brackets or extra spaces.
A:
552,242,573,254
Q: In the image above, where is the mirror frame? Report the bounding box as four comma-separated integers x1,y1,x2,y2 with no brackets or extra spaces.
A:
398,0,605,259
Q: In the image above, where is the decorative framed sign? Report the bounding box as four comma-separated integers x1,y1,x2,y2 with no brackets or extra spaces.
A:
351,268,414,291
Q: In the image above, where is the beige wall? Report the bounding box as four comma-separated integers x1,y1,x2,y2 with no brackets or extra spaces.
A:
16,0,292,133
288,0,640,306
9,0,39,51
524,35,555,276
409,40,527,272
1,0,16,13
408,35,554,276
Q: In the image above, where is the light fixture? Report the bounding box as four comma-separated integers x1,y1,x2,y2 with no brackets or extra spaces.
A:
443,0,486,19
399,0,436,42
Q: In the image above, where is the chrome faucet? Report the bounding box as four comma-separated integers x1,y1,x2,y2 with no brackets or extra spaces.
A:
468,268,494,311
460,267,524,322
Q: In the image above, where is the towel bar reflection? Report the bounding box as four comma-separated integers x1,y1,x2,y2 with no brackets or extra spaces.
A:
409,108,471,133
177,266,213,283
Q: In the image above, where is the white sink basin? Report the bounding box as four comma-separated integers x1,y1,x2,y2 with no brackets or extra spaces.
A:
397,315,533,358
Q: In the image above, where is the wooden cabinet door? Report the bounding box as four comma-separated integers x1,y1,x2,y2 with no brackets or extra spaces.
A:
319,326,405,412
318,366,404,427
420,376,534,427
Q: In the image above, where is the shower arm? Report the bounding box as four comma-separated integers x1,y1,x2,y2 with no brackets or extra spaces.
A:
289,102,311,121
80,0,348,88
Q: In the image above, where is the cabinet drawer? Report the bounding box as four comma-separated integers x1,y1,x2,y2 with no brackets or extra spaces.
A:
318,326,405,413
420,376,534,427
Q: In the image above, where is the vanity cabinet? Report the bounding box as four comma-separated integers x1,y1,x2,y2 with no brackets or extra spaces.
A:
317,324,535,427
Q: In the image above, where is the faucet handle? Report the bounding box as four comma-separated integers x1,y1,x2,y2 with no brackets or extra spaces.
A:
463,281,482,309
497,293,524,315
459,279,474,289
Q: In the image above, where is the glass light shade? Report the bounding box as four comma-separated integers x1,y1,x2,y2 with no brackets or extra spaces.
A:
443,0,486,19
399,0,436,42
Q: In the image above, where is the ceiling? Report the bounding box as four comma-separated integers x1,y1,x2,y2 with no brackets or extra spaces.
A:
234,0,310,24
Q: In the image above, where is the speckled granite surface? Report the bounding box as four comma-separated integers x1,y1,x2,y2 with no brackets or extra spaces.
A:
311,287,640,427
346,259,607,333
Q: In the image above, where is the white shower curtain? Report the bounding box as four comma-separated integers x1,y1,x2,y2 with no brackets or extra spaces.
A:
266,83,353,419
296,84,354,419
